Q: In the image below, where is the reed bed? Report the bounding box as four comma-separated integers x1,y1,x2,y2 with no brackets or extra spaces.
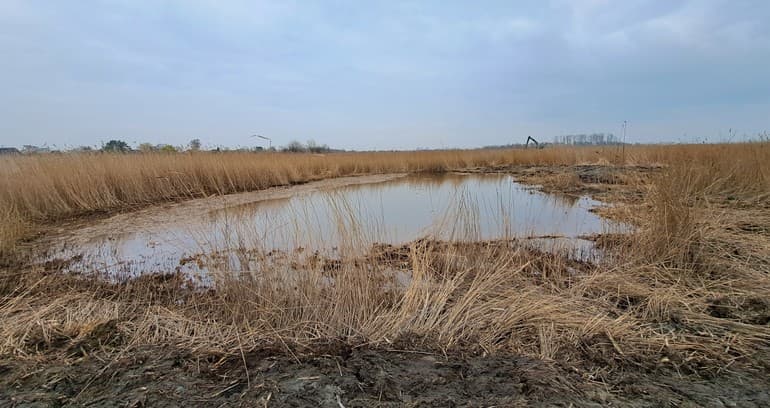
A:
1,143,766,254
0,207,25,259
1,142,769,375
2,144,765,223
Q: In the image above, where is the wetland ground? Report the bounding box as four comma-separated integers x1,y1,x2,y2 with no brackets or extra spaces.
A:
2,145,769,406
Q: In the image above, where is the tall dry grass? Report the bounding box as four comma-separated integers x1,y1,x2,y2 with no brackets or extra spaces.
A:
1,142,769,371
585,141,770,366
0,148,596,221
0,143,765,255
0,147,590,255
640,142,770,267
2,143,764,221
0,207,25,261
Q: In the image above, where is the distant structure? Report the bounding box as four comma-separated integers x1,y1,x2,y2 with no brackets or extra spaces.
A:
525,136,540,148
21,145,51,154
0,147,20,155
252,134,272,149
552,133,619,146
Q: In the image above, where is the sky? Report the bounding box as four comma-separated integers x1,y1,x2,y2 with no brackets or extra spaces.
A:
1,0,769,150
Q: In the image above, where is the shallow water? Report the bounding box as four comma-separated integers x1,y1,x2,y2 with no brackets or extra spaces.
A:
45,173,625,278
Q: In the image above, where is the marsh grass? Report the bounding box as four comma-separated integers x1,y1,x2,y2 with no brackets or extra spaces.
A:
0,146,720,242
0,148,576,255
0,206,25,261
1,142,770,375
0,144,753,252
0,148,577,220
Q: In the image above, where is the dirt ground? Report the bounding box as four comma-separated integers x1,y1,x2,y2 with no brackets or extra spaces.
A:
3,344,770,407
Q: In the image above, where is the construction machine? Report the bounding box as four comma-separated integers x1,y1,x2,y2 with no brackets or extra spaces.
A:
525,136,541,148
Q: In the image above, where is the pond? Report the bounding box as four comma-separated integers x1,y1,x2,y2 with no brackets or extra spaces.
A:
43,173,626,279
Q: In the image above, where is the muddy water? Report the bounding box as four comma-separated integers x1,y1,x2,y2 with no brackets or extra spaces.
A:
44,173,625,279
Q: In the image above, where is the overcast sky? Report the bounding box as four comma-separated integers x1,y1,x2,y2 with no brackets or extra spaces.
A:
1,0,769,150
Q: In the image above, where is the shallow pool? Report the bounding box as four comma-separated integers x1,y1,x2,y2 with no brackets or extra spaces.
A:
44,173,626,278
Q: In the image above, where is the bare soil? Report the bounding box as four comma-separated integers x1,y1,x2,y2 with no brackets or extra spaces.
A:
3,344,770,407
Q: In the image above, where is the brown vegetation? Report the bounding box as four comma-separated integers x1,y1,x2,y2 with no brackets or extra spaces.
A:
1,142,770,404
1,143,760,251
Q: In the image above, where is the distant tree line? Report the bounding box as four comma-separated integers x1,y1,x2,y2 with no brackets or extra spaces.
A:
281,140,332,153
6,138,339,154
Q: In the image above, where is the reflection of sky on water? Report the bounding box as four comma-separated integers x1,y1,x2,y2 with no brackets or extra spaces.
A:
216,173,615,247
45,173,626,278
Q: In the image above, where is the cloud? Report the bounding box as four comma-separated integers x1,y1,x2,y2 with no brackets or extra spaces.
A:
0,0,768,149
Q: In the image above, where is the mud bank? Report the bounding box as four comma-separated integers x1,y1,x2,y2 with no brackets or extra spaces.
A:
3,345,769,407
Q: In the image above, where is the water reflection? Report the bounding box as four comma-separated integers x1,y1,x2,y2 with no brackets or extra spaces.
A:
44,173,626,278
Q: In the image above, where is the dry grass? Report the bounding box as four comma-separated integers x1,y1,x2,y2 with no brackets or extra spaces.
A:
0,241,639,360
0,145,759,210
0,206,26,260
0,144,759,237
0,147,600,256
1,142,770,376
0,148,580,220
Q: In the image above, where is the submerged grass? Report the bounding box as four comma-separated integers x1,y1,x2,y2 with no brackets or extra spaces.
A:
1,142,770,379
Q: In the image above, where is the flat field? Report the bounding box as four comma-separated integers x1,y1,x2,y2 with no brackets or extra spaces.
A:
1,144,769,406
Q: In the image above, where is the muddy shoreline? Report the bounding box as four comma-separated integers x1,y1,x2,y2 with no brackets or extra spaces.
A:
4,344,769,407
34,169,622,278
32,173,408,254
29,164,654,254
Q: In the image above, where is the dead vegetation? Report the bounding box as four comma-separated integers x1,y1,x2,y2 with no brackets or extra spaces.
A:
1,142,770,404
0,206,25,262
0,143,759,253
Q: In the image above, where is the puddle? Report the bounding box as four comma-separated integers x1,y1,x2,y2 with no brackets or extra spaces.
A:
41,173,626,279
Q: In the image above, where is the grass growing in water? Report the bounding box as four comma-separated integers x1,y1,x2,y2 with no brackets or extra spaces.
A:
0,142,769,381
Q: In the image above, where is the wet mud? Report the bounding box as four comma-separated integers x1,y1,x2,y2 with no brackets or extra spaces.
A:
3,345,769,407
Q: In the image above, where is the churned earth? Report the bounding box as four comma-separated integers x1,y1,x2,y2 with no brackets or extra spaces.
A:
3,342,770,407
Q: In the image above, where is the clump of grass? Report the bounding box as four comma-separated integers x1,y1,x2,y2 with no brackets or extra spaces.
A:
583,141,770,369
551,172,583,192
0,205,26,262
641,164,703,269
